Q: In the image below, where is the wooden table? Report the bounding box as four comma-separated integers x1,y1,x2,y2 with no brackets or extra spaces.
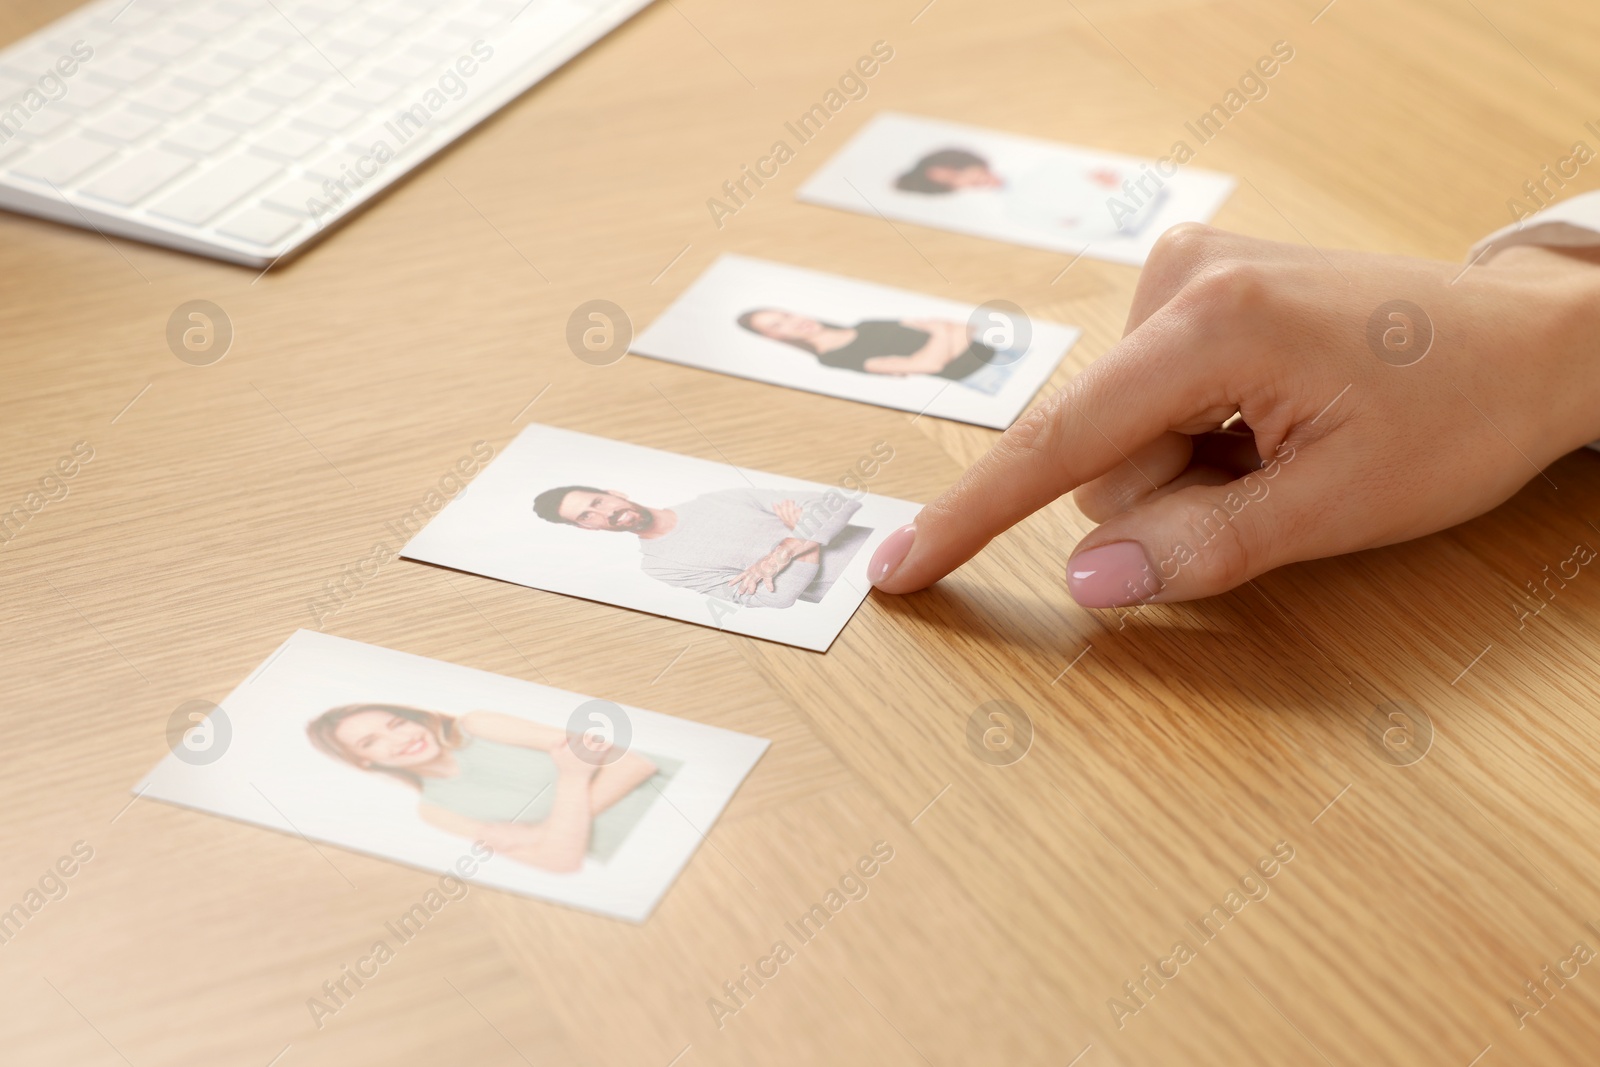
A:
5,0,1600,1063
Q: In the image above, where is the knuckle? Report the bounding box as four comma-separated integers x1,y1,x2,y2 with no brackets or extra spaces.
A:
1072,482,1112,524
1168,494,1268,589
1176,260,1270,324
1150,221,1219,270
996,393,1067,466
1209,524,1257,589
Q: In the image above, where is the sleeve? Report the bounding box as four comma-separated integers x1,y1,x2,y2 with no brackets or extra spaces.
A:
705,566,818,609
642,551,817,610
705,487,862,546
1470,191,1600,453
1469,190,1600,263
736,559,818,609
789,493,863,546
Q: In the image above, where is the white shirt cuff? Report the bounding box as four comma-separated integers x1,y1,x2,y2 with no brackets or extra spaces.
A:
1469,190,1600,452
1470,189,1600,263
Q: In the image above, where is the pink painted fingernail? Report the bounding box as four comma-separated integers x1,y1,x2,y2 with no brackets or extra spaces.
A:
1067,541,1159,608
869,524,916,586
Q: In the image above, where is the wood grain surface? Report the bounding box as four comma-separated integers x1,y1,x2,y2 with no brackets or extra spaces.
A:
4,0,1600,1064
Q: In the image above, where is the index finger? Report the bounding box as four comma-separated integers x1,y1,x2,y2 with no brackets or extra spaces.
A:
869,308,1230,594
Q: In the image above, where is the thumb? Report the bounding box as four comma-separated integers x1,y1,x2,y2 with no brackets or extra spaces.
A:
1065,450,1313,606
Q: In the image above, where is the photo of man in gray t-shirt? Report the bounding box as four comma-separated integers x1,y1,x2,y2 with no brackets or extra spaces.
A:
532,484,871,609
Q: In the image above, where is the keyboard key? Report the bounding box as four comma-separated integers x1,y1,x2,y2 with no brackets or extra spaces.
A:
81,107,164,143
332,79,398,107
372,49,440,82
10,107,77,140
0,50,63,77
328,24,393,53
85,51,161,85
250,125,322,160
417,27,477,58
79,147,194,205
216,32,287,66
135,80,212,115
285,62,338,90
291,100,363,133
0,72,38,98
208,94,280,128
131,27,200,60
253,70,321,101
218,205,303,245
262,174,333,218
10,137,119,184
306,148,389,191
128,82,206,116
37,33,99,55
150,155,282,225
356,14,404,40
176,7,249,35
281,3,341,28
163,119,238,155
346,120,408,159
107,4,162,29
367,0,427,26
447,9,504,31
54,78,119,112
174,57,247,91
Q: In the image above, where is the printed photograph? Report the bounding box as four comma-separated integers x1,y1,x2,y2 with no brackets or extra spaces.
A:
631,254,1082,428
137,631,769,922
400,424,921,652
797,112,1237,264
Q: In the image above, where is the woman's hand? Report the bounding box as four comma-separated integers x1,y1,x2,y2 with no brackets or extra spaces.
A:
588,750,659,815
550,738,603,781
475,822,545,855
902,318,971,364
869,225,1600,606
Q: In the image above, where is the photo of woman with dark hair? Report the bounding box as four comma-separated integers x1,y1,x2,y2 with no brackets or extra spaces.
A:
893,148,1002,194
797,114,1236,264
734,309,1022,395
307,703,677,873
630,255,1082,430
891,143,1162,241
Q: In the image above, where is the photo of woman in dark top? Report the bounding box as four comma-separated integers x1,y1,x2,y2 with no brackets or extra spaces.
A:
734,309,1022,395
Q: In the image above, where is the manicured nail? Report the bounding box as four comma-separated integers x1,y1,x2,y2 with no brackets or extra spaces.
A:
869,523,916,586
1067,541,1159,608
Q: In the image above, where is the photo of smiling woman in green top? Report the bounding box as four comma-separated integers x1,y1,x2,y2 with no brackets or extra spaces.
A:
307,704,678,873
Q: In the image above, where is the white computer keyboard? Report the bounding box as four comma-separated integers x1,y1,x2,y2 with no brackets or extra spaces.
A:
0,0,651,266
